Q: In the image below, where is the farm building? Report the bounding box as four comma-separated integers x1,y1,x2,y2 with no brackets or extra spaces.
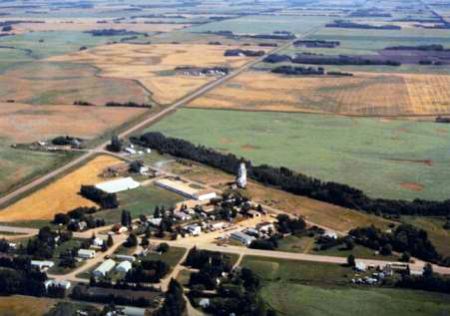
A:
44,280,71,290
230,231,256,246
93,259,116,277
114,254,136,262
155,178,217,201
31,260,54,272
116,260,132,273
78,249,96,259
95,177,140,194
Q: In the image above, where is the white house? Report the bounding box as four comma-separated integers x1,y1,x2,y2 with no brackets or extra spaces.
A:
230,231,256,246
173,211,191,221
31,260,54,272
115,260,132,273
148,218,162,227
323,230,338,240
210,221,227,230
199,298,210,308
247,210,261,218
186,224,202,236
78,249,96,259
95,177,140,194
44,280,71,290
92,237,104,247
93,259,116,277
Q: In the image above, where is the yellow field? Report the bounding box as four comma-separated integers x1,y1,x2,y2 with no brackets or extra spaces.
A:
47,43,268,104
0,155,122,221
0,296,55,316
188,70,450,117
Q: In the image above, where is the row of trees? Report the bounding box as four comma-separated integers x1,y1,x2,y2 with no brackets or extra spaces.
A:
80,185,119,209
132,132,450,218
349,225,448,265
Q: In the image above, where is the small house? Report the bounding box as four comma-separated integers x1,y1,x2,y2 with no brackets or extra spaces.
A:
44,280,71,290
31,260,55,272
78,249,96,259
185,224,202,236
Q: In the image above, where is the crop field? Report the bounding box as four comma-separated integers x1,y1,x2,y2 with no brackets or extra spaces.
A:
0,155,122,222
189,70,450,116
0,61,150,105
186,14,333,35
47,43,268,104
0,102,148,143
0,143,74,196
147,108,450,201
260,282,450,316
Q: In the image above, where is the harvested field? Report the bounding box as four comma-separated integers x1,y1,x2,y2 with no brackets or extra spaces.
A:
0,155,122,222
188,70,450,116
0,102,147,143
0,61,150,105
47,43,269,104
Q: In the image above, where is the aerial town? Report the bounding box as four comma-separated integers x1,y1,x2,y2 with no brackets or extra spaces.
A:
0,0,449,315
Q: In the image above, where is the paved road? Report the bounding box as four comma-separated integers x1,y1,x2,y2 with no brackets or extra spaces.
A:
0,39,294,210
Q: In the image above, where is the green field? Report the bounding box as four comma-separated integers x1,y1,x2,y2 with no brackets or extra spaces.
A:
145,246,187,267
187,14,332,35
146,108,450,201
94,185,184,224
242,256,450,316
0,143,77,196
261,282,450,316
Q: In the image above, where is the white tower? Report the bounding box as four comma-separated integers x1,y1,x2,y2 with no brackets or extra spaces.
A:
236,162,247,188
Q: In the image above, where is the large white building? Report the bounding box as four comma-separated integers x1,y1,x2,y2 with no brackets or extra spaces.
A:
95,177,140,194
155,178,217,201
92,259,116,277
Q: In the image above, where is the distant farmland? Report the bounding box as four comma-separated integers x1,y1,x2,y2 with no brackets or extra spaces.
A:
147,108,450,201
188,70,450,116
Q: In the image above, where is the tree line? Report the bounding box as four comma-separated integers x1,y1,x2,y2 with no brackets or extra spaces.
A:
132,132,450,218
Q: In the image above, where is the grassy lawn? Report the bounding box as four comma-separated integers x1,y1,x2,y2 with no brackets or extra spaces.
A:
261,282,450,316
241,256,354,286
277,235,316,253
147,108,450,201
401,216,450,258
310,244,399,261
94,185,184,225
145,246,187,267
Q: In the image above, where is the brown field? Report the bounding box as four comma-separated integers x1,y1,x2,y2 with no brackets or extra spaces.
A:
0,102,147,143
47,43,269,104
0,155,122,221
0,295,55,316
0,61,150,105
187,70,450,116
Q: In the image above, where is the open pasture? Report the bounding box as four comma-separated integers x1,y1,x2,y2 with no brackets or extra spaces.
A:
0,155,122,222
147,108,450,201
188,70,450,116
47,43,268,104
